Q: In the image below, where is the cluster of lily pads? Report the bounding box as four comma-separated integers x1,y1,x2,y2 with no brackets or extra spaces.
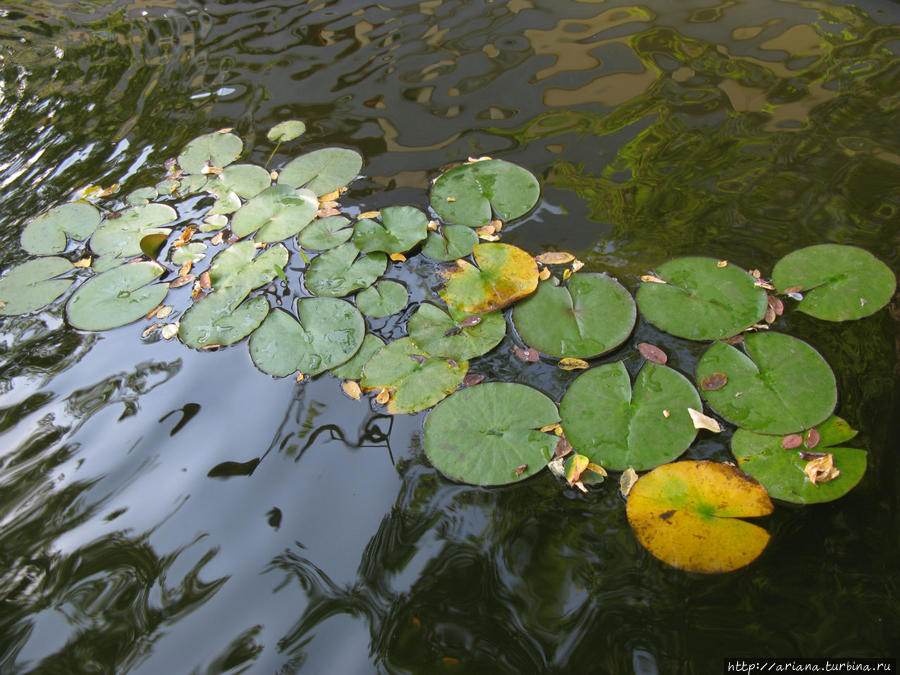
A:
1,122,895,574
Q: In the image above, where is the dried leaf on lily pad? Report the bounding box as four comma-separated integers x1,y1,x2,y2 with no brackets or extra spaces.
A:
700,373,727,391
804,454,840,484
66,261,169,331
637,343,667,365
0,257,74,315
408,303,505,360
423,382,559,485
440,243,538,314
781,434,803,450
626,460,773,574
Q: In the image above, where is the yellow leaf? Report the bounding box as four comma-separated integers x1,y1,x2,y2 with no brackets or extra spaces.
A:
390,253,407,262
73,257,92,268
215,127,233,133
641,274,667,284
586,462,607,477
156,305,173,319
145,304,164,320
663,409,670,418
566,454,590,486
375,389,391,405
427,220,438,231
534,251,575,265
210,232,225,246
571,259,585,272
269,170,279,181
342,380,362,400
160,323,179,340
98,183,120,197
466,156,492,163
804,454,841,484
717,260,728,268
620,467,639,498
201,164,222,175
319,200,339,209
491,219,503,232
558,357,589,371
445,196,456,202
319,189,341,202
688,407,722,433
538,267,551,281
562,268,572,280
358,210,381,219
317,207,341,218
539,422,561,433
141,323,162,338
296,372,305,382
179,262,193,277
475,224,496,236
478,233,500,242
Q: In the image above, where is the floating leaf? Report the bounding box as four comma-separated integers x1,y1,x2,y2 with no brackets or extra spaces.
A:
208,241,289,293
626,460,773,574
360,337,466,414
171,242,208,266
296,215,354,250
267,120,306,143
230,185,318,242
66,262,169,331
637,342,667,365
558,358,590,370
208,191,242,216
512,273,635,358
355,280,409,318
207,163,272,200
687,408,722,433
421,224,478,261
423,382,559,485
440,243,538,314
90,204,177,267
140,233,168,260
700,372,727,391
305,242,387,297
342,380,362,400
514,345,540,362
277,147,363,196
560,362,702,471
636,257,767,340
352,205,428,254
178,286,269,349
534,251,576,265
620,467,639,498
20,202,102,255
696,332,837,434
330,333,385,380
408,303,505,360
178,131,243,174
126,186,159,206
771,244,896,321
430,159,540,227
0,257,74,315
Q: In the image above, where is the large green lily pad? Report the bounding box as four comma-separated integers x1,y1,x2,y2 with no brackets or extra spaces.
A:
560,362,701,471
352,206,428,254
355,280,408,317
177,131,243,174
20,202,101,255
513,273,636,358
439,243,538,314
732,416,867,504
408,303,506,360
90,203,177,264
636,258,767,340
626,460,773,574
305,242,387,297
277,147,363,196
206,163,272,200
772,244,896,321
421,224,477,261
330,333,385,380
249,298,364,377
296,215,354,250
66,261,169,331
696,332,837,434
0,257,74,315
208,242,289,292
360,337,467,414
179,286,269,349
423,382,560,485
430,159,540,227
230,185,318,242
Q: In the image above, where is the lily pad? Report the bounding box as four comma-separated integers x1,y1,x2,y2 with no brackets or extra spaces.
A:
305,242,387,297
696,332,836,435
360,337,467,414
179,286,269,349
207,163,272,200
560,362,702,471
771,244,896,321
250,298,364,377
439,243,538,314
66,261,169,331
267,120,306,143
0,257,74,315
330,333,385,380
408,303,506,360
423,382,560,485
352,206,428,254
512,273,636,358
626,460,773,574
90,203,177,264
208,242,289,293
207,191,242,216
421,224,477,261
732,416,867,504
277,147,363,196
171,242,208,266
126,187,159,206
296,215,354,250
355,280,408,318
177,131,243,174
21,202,102,255
231,185,318,242
636,258,767,340
430,159,540,227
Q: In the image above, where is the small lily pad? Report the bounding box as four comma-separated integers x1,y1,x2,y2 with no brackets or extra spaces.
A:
179,286,269,348
330,333,385,380
430,159,540,227
178,131,243,174
626,460,773,574
0,257,74,315
408,303,506,360
207,163,272,200
66,261,169,331
277,147,363,196
126,187,159,206
696,332,837,434
305,242,387,297
355,280,409,317
208,241,289,293
421,224,477,261
352,206,428,254
772,244,896,321
90,203,177,264
636,257,767,340
439,243,539,314
297,215,354,250
513,273,636,358
560,362,702,471
231,185,318,242
732,416,867,504
360,337,467,414
267,120,306,143
207,191,242,216
21,202,102,255
423,382,560,485
171,242,208,266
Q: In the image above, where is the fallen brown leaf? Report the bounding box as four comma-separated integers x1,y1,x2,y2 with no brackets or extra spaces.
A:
637,342,668,365
701,372,728,391
804,453,840,484
781,434,803,449
515,464,528,476
620,467,639,498
170,274,195,288
514,345,540,362
641,273,667,284
463,373,485,387
804,428,821,449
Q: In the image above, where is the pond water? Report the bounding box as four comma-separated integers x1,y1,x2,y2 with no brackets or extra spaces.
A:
1,0,898,672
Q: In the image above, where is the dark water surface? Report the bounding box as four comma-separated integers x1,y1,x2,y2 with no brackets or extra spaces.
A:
1,1,898,672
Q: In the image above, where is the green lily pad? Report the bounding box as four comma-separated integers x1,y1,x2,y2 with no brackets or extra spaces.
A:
408,303,506,360
20,202,102,255
626,460,773,574
421,224,478,261
126,187,159,206
90,203,177,264
207,191,242,216
66,261,169,331
177,131,243,174
361,337,467,414
305,242,386,297
171,242,208,266
355,280,408,317
560,362,702,471
207,163,272,200
423,382,560,485
330,333,385,380
250,298,364,377
351,206,428,254
0,257,74,315
179,174,209,195
267,120,306,143
208,241,289,293
772,244,896,321
513,273,636,358
732,416,867,504
199,214,229,233
636,258,767,340
179,286,269,349
277,147,363,196
439,243,538,314
296,215,354,250
230,185,318,242
430,159,540,227
696,331,837,434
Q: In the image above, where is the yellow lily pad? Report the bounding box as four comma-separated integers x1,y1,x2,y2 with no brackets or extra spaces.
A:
439,243,538,314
